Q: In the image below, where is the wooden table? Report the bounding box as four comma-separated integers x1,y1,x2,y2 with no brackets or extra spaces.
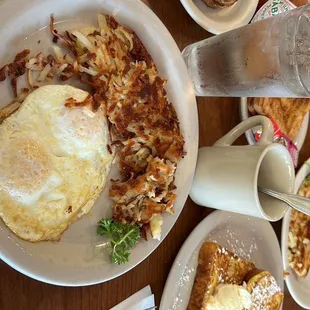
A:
1,0,309,309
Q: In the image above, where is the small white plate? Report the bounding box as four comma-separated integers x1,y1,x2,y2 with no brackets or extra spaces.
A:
160,210,284,310
239,97,309,150
180,0,258,35
0,0,198,286
281,160,310,309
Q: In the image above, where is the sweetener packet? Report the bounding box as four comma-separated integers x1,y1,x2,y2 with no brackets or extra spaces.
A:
254,119,299,167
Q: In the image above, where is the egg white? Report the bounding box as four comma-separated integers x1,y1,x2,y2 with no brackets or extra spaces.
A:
0,85,113,242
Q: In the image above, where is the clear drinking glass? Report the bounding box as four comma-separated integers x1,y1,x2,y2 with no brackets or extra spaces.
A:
183,4,310,97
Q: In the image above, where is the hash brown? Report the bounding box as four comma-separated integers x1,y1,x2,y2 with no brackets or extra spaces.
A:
288,178,310,277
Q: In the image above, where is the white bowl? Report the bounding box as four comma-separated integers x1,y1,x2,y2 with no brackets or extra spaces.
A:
180,0,259,35
0,0,198,286
281,160,310,309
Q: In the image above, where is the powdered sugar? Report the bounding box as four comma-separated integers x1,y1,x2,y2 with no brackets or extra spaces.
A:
170,293,182,310
250,275,282,309
168,253,198,310
209,221,258,261
179,264,195,288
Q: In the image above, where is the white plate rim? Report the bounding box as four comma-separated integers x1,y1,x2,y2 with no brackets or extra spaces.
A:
0,0,199,286
160,210,284,310
239,97,309,150
281,159,310,309
179,0,259,35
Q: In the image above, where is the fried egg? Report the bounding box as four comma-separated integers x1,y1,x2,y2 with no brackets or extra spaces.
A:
0,85,113,242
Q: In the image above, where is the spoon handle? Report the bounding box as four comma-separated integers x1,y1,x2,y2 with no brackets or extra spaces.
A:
258,187,310,216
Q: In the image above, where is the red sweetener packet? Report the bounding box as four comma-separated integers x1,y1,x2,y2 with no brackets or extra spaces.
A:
254,119,299,167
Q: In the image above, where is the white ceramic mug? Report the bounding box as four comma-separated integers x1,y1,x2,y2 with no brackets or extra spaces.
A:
190,115,295,221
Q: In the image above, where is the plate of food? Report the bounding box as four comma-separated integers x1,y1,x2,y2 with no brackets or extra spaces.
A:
240,97,310,151
180,0,259,34
160,210,284,310
281,159,310,309
0,0,198,286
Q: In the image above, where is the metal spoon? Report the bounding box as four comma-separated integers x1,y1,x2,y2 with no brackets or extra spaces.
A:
258,187,310,216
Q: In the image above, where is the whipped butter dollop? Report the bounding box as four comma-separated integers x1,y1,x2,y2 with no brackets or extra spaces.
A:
206,284,252,310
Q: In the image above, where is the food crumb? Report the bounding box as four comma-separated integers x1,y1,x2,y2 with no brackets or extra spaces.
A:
38,40,41,44
107,144,112,154
283,270,290,278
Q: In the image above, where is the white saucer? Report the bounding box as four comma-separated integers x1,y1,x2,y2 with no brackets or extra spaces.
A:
160,210,284,310
281,160,310,309
180,0,259,35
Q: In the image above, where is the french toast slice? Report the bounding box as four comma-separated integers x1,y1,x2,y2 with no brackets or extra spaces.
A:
244,268,283,310
187,242,255,310
244,268,270,291
247,97,310,140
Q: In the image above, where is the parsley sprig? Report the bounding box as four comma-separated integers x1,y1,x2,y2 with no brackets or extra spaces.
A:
97,218,140,264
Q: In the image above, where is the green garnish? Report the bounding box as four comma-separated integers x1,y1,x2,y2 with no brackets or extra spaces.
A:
305,175,310,183
97,218,140,264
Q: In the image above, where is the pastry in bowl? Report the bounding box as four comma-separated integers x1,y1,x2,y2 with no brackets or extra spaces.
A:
203,0,239,9
188,242,283,310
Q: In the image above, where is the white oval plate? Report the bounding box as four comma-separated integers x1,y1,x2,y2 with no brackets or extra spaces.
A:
0,0,198,286
239,97,309,150
281,160,310,309
180,0,258,35
160,210,284,310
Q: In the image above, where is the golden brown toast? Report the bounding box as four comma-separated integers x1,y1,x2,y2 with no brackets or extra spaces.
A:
187,242,255,310
244,268,284,310
248,97,310,140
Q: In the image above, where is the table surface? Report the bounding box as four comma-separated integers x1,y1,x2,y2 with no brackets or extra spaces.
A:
1,0,309,309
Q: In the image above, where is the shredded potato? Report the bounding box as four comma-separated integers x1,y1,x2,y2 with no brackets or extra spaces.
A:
37,63,52,81
0,101,21,123
71,30,94,52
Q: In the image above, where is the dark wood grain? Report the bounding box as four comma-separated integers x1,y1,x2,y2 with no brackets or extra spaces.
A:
0,0,308,309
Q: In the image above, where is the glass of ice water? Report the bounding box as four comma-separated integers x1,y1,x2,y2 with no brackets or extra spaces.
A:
183,5,310,97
